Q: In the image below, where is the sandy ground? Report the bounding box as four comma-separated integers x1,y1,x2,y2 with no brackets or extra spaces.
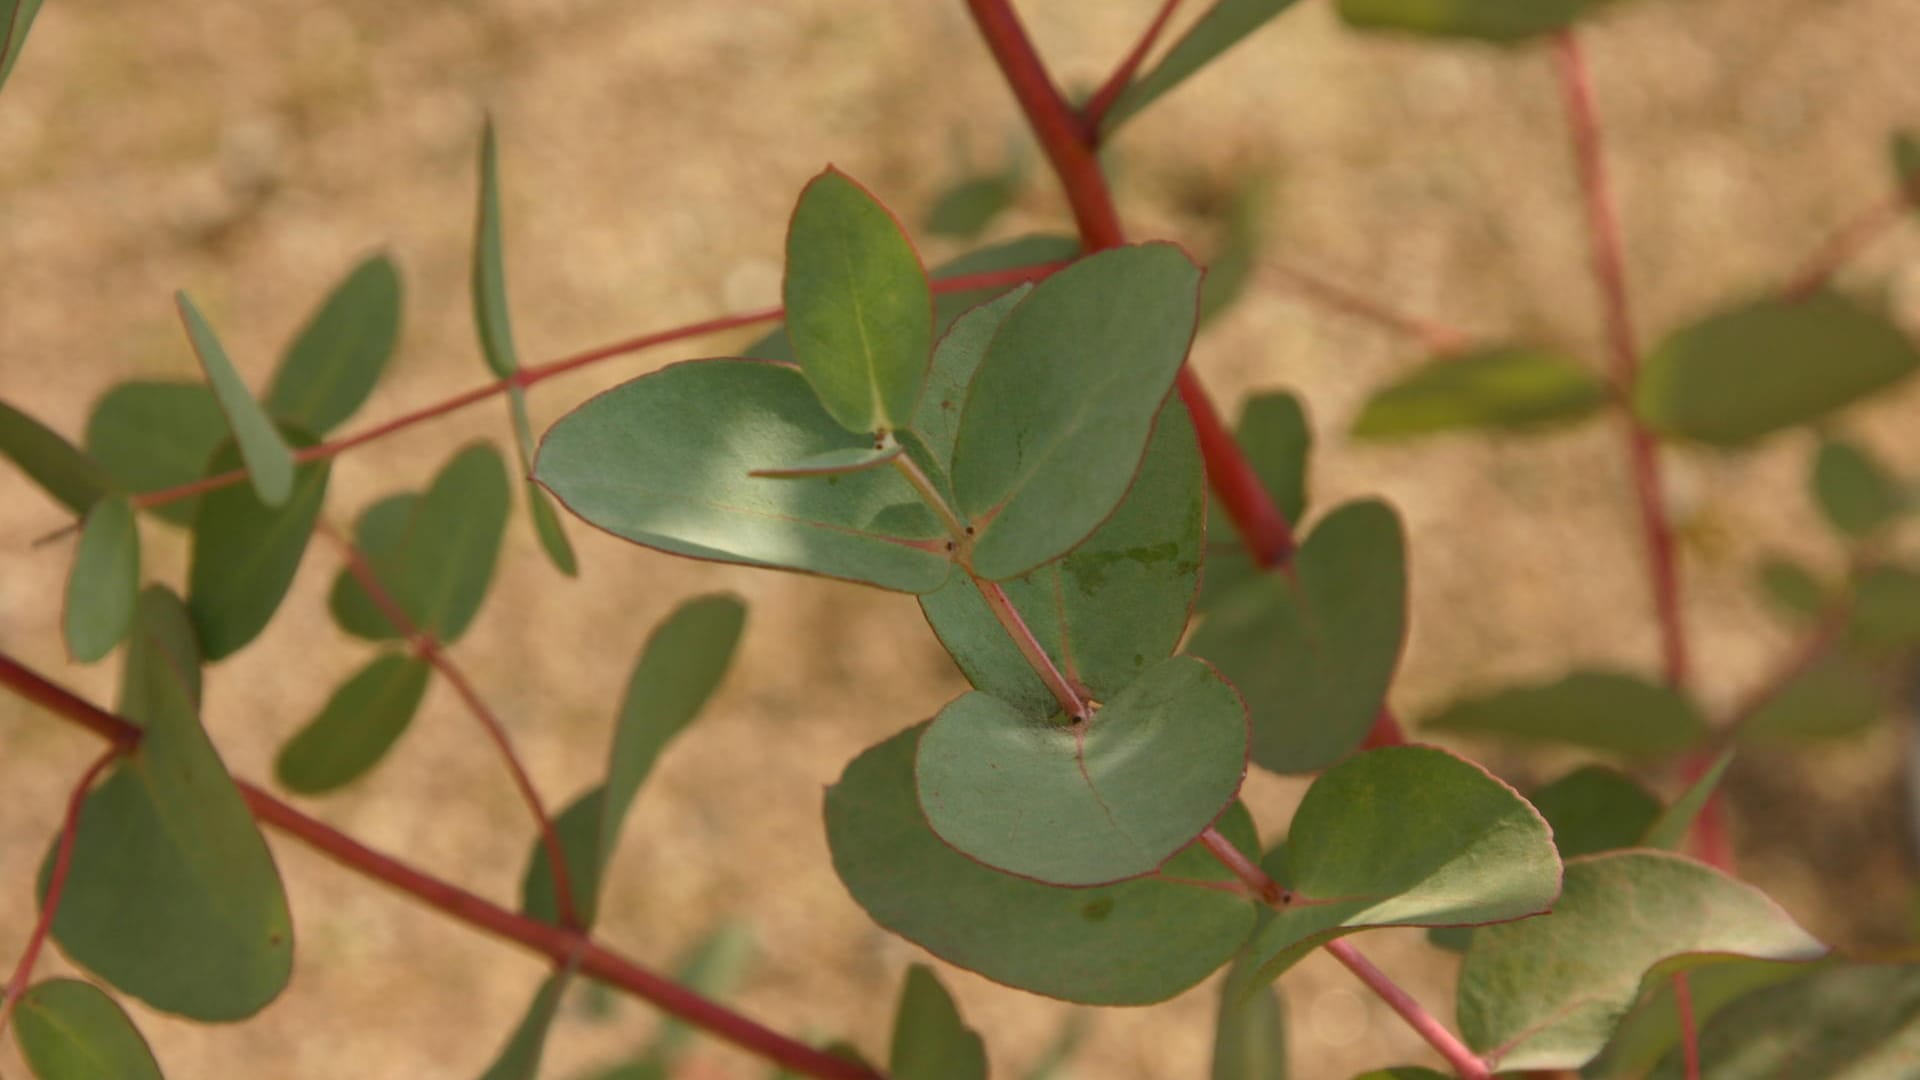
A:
2,1,1919,1077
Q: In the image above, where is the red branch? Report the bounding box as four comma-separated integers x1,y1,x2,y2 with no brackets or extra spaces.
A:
0,654,879,1080
1780,189,1916,301
1673,972,1703,1079
1198,827,1287,906
1079,0,1184,135
0,745,122,1040
1324,939,1493,1080
318,524,581,931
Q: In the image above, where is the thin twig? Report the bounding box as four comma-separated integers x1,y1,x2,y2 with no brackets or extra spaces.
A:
974,578,1090,720
1080,0,1184,136
1673,972,1703,1079
1779,190,1915,301
1324,939,1493,1080
1264,262,1470,353
1198,827,1288,906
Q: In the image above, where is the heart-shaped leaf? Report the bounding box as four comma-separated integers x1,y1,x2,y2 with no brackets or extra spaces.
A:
45,595,294,1021
1351,345,1609,439
1528,765,1659,858
916,655,1249,886
275,652,432,794
176,292,296,506
784,168,933,435
536,358,951,593
12,979,166,1080
187,434,329,660
1337,0,1597,41
890,965,987,1080
827,724,1260,1005
84,382,224,525
64,495,140,663
951,243,1202,580
267,253,402,434
1634,291,1920,447
1189,500,1407,773
1239,745,1560,988
1102,0,1309,132
1,399,115,515
1421,670,1707,758
1812,437,1904,538
1458,850,1827,1071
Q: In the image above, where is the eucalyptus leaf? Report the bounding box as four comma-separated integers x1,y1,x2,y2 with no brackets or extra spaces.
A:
275,652,432,794
749,443,904,479
1812,437,1904,538
1647,962,1920,1079
176,292,297,506
267,253,403,433
1351,345,1608,439
1103,0,1309,132
64,495,140,663
119,587,201,716
84,381,224,525
12,979,166,1080
505,388,577,576
926,171,1020,240
1739,654,1884,742
1337,0,1596,41
1,398,115,514
1421,670,1708,758
1213,959,1287,1080
1527,765,1660,859
890,965,987,1080
473,120,520,380
1588,958,1815,1078
1236,391,1310,525
327,493,414,641
476,973,569,1080
1755,556,1829,622
1640,749,1733,851
0,0,46,93
187,435,329,660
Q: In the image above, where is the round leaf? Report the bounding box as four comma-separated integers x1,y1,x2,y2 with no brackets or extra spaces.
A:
187,434,329,660
84,381,224,525
275,652,432,794
1421,670,1708,758
916,655,1249,886
1351,345,1608,439
266,253,403,434
12,979,165,1080
63,495,140,663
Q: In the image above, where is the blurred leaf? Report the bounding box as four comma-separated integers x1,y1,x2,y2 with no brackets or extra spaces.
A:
926,167,1020,239
750,443,904,479
890,965,987,1080
1634,291,1920,447
1849,564,1920,650
187,434,328,660
1640,750,1732,852
1588,958,1816,1078
1740,654,1885,742
275,652,431,794
1237,391,1310,525
12,979,166,1080
1199,179,1264,326
46,604,293,1020
1755,556,1830,622
640,923,755,1069
952,243,1202,579
1646,963,1920,1078
503,387,577,577
917,655,1248,886
477,973,569,1080
827,724,1260,1005
472,120,520,380
1422,670,1708,758
1337,0,1595,41
523,595,747,927
327,493,413,641
1351,345,1608,439
1239,746,1560,986
1,398,115,514
118,587,200,715
1458,851,1827,1071
176,292,296,505
784,168,933,434
64,495,139,663
920,399,1203,719
536,359,950,592
1892,130,1920,193
1812,437,1905,538
1349,1071,1446,1079
1528,764,1661,859
0,0,46,93
1189,500,1406,774
1213,958,1287,1080
1103,0,1309,132
84,381,224,526
1021,1013,1091,1080
267,253,403,433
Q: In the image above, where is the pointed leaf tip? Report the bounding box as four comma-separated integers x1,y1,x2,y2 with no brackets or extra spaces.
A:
175,292,297,506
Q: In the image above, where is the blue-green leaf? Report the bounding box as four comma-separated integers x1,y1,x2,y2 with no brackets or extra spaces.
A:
64,495,140,663
175,292,296,505
267,253,403,433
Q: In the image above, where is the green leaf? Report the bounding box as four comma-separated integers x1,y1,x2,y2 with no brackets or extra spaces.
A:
1188,500,1407,774
505,388,577,576
522,595,747,927
1641,749,1733,851
919,400,1203,719
1849,564,1920,650
46,611,293,1020
1755,556,1829,621
1199,178,1265,326
916,655,1249,886
1351,345,1609,439
119,587,201,716
1634,291,1920,447
187,435,329,660
1213,959,1287,1080
1587,959,1815,1079
1237,391,1310,526
175,293,297,505
1458,850,1827,1071
1103,0,1309,132
1892,130,1920,193
0,0,47,93
472,120,520,380
477,973,569,1080
1812,437,1905,538
749,442,904,479
826,724,1261,1005
890,965,987,1080
1021,1013,1091,1080
1421,670,1708,758
952,243,1201,580
329,444,511,643
84,381,224,526
267,253,403,433
274,652,432,794
1647,962,1920,1079
1528,765,1660,859
1,399,115,514
1337,0,1594,41
1239,745,1560,987
783,167,933,434
535,359,951,593
1739,654,1884,742
926,171,1020,240
12,979,166,1080
64,495,139,663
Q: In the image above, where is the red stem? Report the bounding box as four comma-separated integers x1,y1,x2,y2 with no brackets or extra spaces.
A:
974,579,1090,719
1552,30,1689,691
1779,190,1915,301
1197,827,1287,906
0,654,879,1080
1673,972,1703,1079
0,745,122,1040
1079,0,1184,135
318,524,582,931
1324,939,1492,1078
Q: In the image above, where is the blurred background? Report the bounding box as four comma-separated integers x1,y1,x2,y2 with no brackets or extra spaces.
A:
2,0,1919,1076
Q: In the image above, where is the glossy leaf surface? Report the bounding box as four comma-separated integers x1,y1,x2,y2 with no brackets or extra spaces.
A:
275,652,432,794
536,359,951,593
267,253,402,433
1188,500,1406,774
64,495,139,663
2,399,115,514
1458,851,1826,1071
1421,670,1707,757
1351,345,1607,438
84,381,224,525
890,965,987,1080
12,979,165,1080
187,436,329,660
827,724,1260,1005
176,292,296,505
